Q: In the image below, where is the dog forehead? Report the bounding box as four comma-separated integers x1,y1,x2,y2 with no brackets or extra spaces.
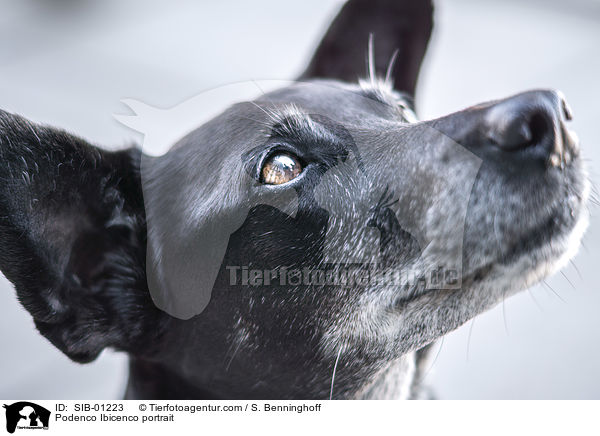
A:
151,79,405,167
256,80,405,126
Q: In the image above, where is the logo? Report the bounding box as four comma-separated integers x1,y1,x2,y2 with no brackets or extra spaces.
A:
3,402,50,434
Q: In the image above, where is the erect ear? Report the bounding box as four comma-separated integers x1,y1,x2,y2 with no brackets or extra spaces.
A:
0,110,164,363
301,0,434,97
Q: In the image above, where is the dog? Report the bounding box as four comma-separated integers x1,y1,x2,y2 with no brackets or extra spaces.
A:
0,0,589,399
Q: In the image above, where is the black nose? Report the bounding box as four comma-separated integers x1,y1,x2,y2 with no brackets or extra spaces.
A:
427,90,579,169
483,90,575,164
428,90,579,171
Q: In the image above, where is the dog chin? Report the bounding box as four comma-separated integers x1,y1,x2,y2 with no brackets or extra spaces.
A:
464,172,589,310
498,192,587,293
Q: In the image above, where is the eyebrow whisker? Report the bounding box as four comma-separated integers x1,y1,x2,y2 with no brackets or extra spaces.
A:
385,49,399,87
367,33,376,86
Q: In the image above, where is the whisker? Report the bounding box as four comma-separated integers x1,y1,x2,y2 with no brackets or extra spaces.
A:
225,340,243,371
251,80,283,119
417,336,444,384
502,288,509,336
560,271,575,290
249,100,278,124
466,318,475,361
569,259,583,280
527,287,543,312
329,346,344,400
580,239,590,254
367,33,376,86
251,79,268,97
236,115,272,128
385,49,399,86
542,280,566,303
587,189,600,206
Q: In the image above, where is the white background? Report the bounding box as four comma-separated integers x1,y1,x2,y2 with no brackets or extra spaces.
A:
0,0,599,399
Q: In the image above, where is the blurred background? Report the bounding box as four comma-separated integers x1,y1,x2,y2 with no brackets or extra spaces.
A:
0,0,599,399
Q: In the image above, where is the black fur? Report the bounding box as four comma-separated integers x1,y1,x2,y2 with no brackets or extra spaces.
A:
0,111,165,363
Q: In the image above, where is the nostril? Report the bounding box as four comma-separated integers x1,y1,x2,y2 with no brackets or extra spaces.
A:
527,111,552,148
485,114,536,151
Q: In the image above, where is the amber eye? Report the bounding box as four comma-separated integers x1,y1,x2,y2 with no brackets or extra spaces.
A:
261,152,303,185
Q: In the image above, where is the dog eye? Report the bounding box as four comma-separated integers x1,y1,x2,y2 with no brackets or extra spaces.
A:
261,152,303,185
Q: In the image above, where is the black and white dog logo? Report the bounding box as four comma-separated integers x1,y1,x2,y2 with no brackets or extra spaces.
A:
3,402,50,434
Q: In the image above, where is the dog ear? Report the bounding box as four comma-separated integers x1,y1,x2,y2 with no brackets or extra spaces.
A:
301,0,434,97
0,110,164,363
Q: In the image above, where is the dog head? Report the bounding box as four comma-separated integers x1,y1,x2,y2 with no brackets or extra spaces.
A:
0,0,589,399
